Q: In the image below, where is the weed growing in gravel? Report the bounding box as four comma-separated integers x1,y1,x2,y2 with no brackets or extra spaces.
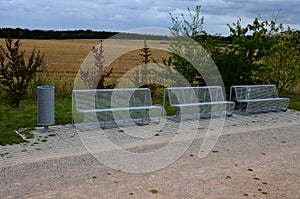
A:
150,189,158,194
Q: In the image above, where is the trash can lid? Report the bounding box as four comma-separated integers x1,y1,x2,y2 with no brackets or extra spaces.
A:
37,86,54,89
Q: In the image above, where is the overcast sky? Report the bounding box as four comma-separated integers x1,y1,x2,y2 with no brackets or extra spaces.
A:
0,0,299,36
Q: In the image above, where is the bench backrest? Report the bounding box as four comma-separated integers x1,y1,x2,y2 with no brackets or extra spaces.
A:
72,88,153,111
165,86,225,106
231,85,279,101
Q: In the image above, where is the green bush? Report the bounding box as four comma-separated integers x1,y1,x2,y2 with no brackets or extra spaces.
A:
0,38,44,107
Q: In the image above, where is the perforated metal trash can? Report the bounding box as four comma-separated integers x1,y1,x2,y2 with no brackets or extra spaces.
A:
37,86,55,132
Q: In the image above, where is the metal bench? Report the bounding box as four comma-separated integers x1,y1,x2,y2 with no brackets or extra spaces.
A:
72,88,162,128
230,85,290,115
163,86,235,120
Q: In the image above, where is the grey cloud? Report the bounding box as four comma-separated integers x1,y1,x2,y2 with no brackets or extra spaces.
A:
200,0,299,33
0,0,298,35
208,0,299,20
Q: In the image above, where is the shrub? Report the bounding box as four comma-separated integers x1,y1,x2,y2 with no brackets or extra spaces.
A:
0,38,43,107
80,40,114,89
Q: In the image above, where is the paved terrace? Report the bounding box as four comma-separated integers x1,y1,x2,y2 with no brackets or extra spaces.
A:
0,110,300,198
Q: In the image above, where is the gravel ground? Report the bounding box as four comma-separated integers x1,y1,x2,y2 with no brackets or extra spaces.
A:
1,110,300,199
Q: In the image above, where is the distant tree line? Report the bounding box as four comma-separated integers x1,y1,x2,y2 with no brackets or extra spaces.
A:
0,28,171,40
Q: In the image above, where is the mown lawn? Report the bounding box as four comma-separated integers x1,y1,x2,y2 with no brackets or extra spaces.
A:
0,97,72,145
288,93,300,111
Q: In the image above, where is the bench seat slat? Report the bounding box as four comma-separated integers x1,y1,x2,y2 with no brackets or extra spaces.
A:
78,105,161,113
170,101,234,108
238,98,290,103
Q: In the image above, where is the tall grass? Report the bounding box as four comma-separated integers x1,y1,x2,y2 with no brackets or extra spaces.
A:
27,72,74,99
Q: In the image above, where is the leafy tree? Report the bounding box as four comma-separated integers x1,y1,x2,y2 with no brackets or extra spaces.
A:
211,15,299,95
167,6,299,95
168,5,207,86
167,5,226,88
0,38,43,107
256,29,300,93
212,17,274,94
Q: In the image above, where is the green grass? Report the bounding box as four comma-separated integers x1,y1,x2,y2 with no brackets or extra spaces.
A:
288,93,300,111
0,97,72,145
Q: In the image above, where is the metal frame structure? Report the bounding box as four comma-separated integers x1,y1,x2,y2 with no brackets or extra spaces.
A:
230,85,290,115
72,88,162,128
163,86,235,120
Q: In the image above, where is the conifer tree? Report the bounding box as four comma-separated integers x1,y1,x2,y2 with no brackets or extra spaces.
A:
131,38,152,87
80,40,114,89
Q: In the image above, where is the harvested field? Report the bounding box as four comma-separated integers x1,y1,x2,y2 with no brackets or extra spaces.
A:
0,39,171,80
